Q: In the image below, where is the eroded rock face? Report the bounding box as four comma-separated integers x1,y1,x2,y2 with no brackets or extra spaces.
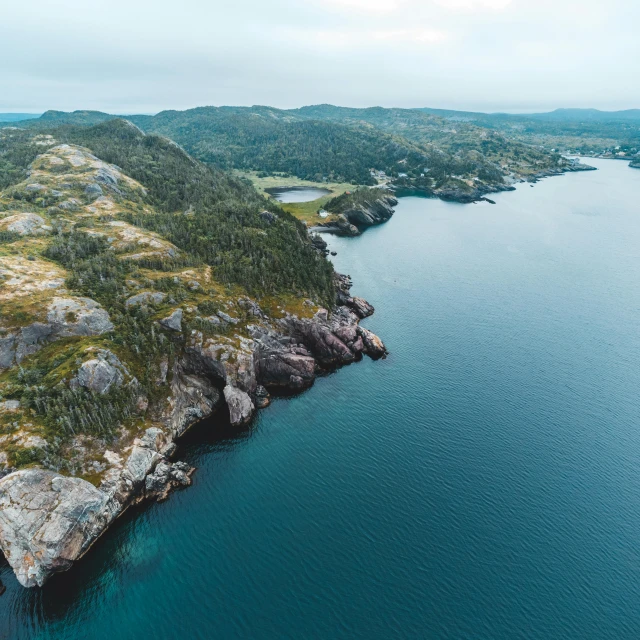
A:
223,385,254,426
0,470,114,588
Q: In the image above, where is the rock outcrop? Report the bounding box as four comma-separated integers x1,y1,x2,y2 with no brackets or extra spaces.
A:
342,194,397,228
0,296,113,370
70,349,129,394
0,272,386,588
317,193,398,237
0,212,51,235
0,469,116,588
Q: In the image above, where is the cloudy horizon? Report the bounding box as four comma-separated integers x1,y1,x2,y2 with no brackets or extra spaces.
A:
1,0,638,114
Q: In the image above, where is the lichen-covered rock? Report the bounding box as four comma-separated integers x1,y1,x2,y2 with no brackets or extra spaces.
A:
72,349,128,394
159,309,183,332
47,296,114,336
0,469,115,588
125,291,166,308
0,212,50,236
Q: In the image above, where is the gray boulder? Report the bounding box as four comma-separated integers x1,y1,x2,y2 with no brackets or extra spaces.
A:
72,349,127,394
159,309,183,332
223,385,254,426
0,469,114,588
125,291,166,308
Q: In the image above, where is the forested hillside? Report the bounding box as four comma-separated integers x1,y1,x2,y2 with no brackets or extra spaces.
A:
24,105,573,196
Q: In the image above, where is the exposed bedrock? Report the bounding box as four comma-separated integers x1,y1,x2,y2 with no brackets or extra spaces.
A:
0,275,386,587
342,194,398,228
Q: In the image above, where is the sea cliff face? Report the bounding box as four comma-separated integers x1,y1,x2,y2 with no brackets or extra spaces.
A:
0,271,385,588
0,136,387,588
318,193,398,236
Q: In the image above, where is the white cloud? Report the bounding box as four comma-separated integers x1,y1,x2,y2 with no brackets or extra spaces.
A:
300,27,449,48
434,0,512,10
319,0,402,14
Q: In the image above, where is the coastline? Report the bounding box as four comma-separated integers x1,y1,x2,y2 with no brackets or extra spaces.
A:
0,272,386,588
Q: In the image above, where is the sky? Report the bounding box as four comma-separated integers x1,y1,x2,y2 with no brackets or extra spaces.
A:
1,0,638,114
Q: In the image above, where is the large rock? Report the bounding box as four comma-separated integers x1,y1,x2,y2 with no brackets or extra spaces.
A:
255,349,316,391
0,470,114,588
0,213,50,236
72,349,128,394
47,296,114,336
223,385,254,426
145,461,194,501
159,309,183,332
0,297,113,370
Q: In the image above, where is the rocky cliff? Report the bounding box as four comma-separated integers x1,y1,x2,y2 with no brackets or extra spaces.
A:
318,192,398,236
0,139,387,587
0,273,385,588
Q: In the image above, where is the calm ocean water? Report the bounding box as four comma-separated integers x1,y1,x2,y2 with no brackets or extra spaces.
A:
2,159,640,639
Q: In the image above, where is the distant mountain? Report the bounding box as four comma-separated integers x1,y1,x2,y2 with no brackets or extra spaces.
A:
38,110,121,125
416,107,640,123
525,108,640,122
0,113,41,122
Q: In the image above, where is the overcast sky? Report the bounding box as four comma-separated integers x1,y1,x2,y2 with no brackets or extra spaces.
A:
1,0,638,114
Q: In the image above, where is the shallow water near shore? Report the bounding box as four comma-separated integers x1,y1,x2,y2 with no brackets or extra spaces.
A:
3,159,640,638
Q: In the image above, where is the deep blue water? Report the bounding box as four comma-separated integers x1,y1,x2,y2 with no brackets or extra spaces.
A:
2,159,640,639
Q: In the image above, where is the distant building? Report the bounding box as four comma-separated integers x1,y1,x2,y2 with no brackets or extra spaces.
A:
318,209,328,218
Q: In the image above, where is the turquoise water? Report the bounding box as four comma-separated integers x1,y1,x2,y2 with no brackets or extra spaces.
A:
2,159,640,638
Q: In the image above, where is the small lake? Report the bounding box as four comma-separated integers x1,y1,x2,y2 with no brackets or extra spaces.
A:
266,186,331,203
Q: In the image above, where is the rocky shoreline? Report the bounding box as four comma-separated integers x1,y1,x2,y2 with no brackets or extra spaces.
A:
312,193,398,237
311,163,598,238
393,162,597,205
0,273,386,588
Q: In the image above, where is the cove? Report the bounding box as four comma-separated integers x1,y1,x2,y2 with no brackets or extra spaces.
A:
2,159,640,639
